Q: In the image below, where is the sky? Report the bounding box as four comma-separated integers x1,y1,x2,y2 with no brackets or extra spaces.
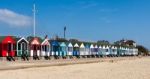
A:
0,0,150,49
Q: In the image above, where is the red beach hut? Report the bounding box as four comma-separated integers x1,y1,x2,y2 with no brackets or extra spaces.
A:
27,36,42,60
0,36,16,57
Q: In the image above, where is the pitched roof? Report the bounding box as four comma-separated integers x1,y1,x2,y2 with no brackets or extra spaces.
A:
0,36,17,42
27,36,43,43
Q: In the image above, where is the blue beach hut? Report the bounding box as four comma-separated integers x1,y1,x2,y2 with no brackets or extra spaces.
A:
51,40,59,57
59,42,67,57
73,43,80,57
85,43,90,57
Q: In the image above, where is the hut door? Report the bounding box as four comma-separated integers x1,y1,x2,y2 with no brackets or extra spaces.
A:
33,45,37,56
21,42,26,55
7,43,12,56
43,45,48,56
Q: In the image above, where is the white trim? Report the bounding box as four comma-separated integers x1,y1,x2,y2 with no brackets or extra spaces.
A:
94,45,98,48
74,43,79,47
99,46,102,48
68,43,73,47
60,42,66,47
17,37,29,44
90,44,94,48
41,38,50,45
80,43,85,48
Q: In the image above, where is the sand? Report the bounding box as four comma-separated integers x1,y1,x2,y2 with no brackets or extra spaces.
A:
0,57,150,79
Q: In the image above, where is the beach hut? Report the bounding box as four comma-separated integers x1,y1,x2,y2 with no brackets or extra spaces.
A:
85,43,90,57
134,48,138,56
90,44,94,57
28,37,42,60
103,45,110,56
117,47,121,56
114,46,117,56
51,40,59,58
122,47,126,56
67,42,73,57
94,44,99,57
124,47,128,56
117,47,125,56
111,46,117,56
41,38,50,59
98,45,103,56
101,45,109,56
0,36,16,61
79,43,86,57
16,37,29,60
73,43,80,57
59,42,67,57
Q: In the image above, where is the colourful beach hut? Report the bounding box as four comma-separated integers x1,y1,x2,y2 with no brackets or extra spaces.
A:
98,45,103,56
41,38,50,58
73,43,80,57
79,43,86,57
133,48,138,56
94,44,99,57
0,36,16,61
110,46,117,56
117,46,124,56
90,44,94,57
101,45,109,56
59,42,67,57
124,47,128,56
85,43,90,57
16,37,29,60
51,40,59,58
27,36,42,60
67,42,73,58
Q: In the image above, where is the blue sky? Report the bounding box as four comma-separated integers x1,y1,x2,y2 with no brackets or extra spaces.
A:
0,0,150,49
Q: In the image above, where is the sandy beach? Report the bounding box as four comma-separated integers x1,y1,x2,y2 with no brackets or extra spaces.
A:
0,57,150,79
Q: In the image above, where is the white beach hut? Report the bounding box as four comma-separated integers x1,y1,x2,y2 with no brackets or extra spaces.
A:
90,44,94,56
80,43,86,56
68,42,73,56
41,38,50,57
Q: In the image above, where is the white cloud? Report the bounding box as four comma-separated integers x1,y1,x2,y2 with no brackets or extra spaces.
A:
0,9,32,27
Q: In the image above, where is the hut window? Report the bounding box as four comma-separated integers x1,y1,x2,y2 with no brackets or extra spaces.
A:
74,47,79,51
94,48,98,52
61,47,66,51
112,49,115,52
80,48,85,52
85,48,90,52
53,46,59,52
18,44,21,50
91,48,94,52
43,45,48,51
106,49,109,52
42,45,44,50
68,47,73,51
21,43,26,50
